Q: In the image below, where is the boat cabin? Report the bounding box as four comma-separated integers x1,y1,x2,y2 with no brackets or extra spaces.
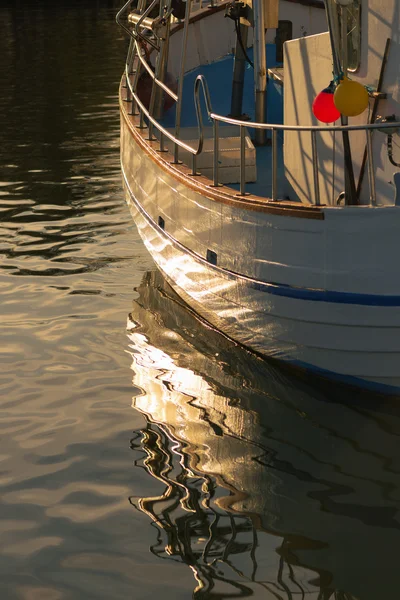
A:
118,0,400,208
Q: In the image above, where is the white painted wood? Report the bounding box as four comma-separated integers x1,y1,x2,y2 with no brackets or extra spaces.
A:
121,117,400,391
284,0,400,207
120,1,400,393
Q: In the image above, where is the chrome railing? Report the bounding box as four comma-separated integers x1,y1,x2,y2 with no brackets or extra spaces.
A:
118,2,400,206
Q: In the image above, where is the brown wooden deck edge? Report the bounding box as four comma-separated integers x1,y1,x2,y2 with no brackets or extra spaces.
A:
120,89,325,220
284,0,324,9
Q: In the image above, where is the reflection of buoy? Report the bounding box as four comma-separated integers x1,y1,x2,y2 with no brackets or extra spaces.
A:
312,83,341,123
334,77,369,117
136,72,177,113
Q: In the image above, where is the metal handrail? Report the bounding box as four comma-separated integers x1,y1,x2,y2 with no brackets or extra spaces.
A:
132,40,178,101
124,70,206,177
119,2,400,205
116,0,159,50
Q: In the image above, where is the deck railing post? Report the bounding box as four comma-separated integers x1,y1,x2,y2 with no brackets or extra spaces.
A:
240,126,246,195
366,129,377,206
272,128,278,200
159,131,166,152
311,130,321,206
213,120,220,186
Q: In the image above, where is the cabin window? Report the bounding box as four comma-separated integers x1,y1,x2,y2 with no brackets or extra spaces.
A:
158,216,165,230
337,0,361,72
275,21,292,64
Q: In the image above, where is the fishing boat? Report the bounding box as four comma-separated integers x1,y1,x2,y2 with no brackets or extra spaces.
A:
127,269,400,600
117,0,400,395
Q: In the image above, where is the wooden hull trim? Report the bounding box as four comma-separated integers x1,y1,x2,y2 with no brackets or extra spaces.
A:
120,86,325,220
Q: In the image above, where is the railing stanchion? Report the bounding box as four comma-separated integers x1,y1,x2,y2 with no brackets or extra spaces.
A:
311,130,320,206
272,128,278,200
366,129,377,206
174,0,192,163
213,120,220,186
240,126,246,195
159,131,166,152
192,154,197,176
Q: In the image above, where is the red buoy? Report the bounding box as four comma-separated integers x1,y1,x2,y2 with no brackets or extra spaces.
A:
312,83,341,123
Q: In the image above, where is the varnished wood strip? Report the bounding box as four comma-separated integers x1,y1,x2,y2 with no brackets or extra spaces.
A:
120,89,325,220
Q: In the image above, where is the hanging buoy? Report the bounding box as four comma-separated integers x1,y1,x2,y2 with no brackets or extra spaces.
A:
312,83,341,123
334,77,369,117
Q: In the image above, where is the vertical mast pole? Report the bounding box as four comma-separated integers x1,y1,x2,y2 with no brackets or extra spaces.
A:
174,0,192,163
324,0,357,205
253,0,267,145
230,24,249,118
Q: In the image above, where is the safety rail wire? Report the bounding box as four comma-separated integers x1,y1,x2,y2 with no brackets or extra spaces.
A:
193,76,400,205
118,3,400,205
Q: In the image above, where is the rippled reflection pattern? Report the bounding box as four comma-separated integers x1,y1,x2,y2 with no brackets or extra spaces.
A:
128,270,400,600
2,1,400,599
0,2,155,599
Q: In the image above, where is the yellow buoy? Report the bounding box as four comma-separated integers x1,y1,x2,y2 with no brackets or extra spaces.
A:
334,77,369,117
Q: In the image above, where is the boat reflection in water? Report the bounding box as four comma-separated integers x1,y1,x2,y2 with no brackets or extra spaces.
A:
127,270,400,600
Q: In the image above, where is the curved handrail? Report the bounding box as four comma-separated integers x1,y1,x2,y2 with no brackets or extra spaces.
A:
132,40,178,101
116,0,133,38
119,1,400,205
125,71,204,160
116,0,158,51
194,75,400,133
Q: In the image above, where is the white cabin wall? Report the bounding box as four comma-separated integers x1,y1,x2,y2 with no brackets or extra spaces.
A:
353,0,400,205
167,1,326,79
284,0,400,206
167,12,236,80
284,33,348,206
266,1,327,44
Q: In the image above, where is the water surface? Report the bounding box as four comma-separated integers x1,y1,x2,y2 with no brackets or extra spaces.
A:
1,2,400,599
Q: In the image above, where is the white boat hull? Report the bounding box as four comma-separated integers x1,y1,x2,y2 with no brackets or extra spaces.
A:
121,157,400,394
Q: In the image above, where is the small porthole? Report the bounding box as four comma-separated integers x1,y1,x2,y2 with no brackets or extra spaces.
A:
158,216,165,230
207,249,217,265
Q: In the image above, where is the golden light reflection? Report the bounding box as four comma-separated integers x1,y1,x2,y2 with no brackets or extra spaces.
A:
125,271,373,600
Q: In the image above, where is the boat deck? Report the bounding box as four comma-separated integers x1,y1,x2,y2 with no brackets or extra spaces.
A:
160,47,293,200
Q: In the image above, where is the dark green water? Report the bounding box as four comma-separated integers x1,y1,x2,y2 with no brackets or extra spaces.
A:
1,2,400,599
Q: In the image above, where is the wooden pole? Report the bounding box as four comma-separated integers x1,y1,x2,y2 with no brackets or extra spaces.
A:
356,38,391,201
324,0,357,205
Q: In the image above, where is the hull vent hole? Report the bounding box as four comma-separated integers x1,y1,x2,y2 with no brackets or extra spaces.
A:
207,249,217,265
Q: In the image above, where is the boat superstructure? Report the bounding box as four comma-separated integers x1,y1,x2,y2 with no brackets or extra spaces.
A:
117,0,400,394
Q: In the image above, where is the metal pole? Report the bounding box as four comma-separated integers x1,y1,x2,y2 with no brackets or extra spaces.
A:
240,126,246,194
253,0,267,145
325,0,357,205
272,129,278,200
230,24,249,118
366,129,377,206
174,0,192,163
153,0,173,119
341,4,348,75
213,120,220,186
311,130,321,206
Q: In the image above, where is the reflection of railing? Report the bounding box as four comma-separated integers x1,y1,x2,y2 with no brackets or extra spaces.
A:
129,421,299,599
129,419,360,600
118,1,400,207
